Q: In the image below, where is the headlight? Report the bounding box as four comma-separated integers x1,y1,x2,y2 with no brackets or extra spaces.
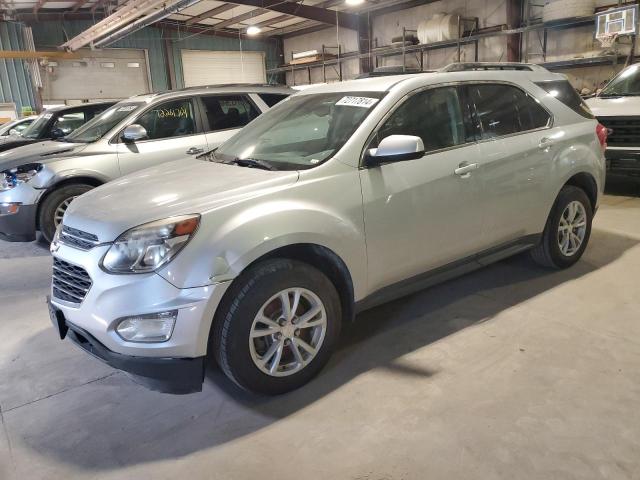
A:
0,163,42,191
101,215,200,273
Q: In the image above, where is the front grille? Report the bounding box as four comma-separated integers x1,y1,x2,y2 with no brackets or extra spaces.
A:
60,225,100,251
52,258,92,305
598,116,640,147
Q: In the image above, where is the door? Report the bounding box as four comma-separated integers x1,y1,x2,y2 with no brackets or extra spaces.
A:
116,98,208,176
465,83,553,246
198,94,261,148
359,86,485,293
181,50,266,87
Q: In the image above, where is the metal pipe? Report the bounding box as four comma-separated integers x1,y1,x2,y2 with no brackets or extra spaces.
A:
62,0,171,51
94,0,202,48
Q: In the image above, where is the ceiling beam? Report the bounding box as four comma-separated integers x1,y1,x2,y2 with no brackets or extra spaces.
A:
91,0,110,13
32,0,46,13
71,0,91,11
212,8,270,30
249,13,291,28
224,0,360,30
185,3,236,25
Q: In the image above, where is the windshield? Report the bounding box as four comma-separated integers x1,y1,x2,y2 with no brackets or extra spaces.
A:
66,102,144,143
600,64,640,97
21,112,51,139
212,91,386,170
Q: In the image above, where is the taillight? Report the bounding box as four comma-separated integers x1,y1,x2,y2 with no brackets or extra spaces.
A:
596,123,608,151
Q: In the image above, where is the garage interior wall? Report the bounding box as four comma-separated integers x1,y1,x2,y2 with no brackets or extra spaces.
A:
0,21,37,113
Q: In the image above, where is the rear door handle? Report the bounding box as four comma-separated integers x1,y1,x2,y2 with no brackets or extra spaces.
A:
454,162,479,176
538,137,555,150
186,147,204,155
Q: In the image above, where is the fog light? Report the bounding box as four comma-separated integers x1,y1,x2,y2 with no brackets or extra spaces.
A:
0,202,20,215
115,310,177,343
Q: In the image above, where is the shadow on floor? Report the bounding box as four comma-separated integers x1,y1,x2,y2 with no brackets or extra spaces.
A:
4,228,639,471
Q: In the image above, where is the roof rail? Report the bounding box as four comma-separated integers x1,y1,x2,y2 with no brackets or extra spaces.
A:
441,62,549,72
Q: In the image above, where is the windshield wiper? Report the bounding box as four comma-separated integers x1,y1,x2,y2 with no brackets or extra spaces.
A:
227,157,275,171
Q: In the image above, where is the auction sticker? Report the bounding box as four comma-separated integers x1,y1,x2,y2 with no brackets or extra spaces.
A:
336,96,379,108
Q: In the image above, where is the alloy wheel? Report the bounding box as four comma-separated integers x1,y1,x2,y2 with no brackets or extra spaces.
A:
53,196,77,228
557,200,587,256
249,287,327,377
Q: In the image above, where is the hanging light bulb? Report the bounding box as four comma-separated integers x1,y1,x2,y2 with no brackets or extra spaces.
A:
246,25,262,36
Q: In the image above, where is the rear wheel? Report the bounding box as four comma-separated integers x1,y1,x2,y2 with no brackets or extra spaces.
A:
212,259,341,395
530,185,593,269
38,184,93,243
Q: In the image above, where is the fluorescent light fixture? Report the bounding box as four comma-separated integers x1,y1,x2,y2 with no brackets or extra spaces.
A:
246,26,261,36
345,0,364,5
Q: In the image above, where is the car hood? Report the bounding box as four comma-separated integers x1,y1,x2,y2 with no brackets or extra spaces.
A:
0,140,90,171
585,95,640,117
64,159,300,242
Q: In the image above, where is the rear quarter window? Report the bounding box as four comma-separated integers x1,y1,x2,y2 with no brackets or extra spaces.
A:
535,80,595,119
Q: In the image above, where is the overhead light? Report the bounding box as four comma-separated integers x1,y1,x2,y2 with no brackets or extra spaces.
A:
345,0,364,5
246,26,261,36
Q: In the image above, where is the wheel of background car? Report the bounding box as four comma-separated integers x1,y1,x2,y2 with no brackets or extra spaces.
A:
38,184,94,244
530,185,593,269
211,258,341,395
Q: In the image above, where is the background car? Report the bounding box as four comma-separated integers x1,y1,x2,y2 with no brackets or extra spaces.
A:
0,102,115,153
0,85,292,243
0,117,35,136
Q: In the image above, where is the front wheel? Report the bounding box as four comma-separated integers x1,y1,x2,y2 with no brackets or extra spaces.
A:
38,184,93,243
530,185,593,269
212,259,341,395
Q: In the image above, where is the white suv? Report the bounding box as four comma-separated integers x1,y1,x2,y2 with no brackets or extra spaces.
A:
48,65,606,395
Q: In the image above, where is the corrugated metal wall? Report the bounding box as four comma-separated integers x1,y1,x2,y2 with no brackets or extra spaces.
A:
0,21,37,114
30,20,282,93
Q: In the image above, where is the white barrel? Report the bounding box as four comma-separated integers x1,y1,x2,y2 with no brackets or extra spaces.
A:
418,13,460,44
543,0,595,22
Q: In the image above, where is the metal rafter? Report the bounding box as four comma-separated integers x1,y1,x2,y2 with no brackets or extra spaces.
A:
32,0,46,13
223,0,360,29
212,8,270,30
185,3,236,24
71,0,91,11
225,0,344,31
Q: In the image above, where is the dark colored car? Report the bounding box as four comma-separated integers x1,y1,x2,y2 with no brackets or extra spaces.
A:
0,102,115,153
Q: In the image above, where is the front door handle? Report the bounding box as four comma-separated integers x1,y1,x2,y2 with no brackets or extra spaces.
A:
538,137,555,150
186,147,204,155
454,162,479,177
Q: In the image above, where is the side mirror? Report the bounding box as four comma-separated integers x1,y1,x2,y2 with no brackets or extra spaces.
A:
50,127,65,139
365,135,425,167
122,124,148,142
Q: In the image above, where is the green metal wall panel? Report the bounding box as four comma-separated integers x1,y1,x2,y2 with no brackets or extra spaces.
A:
0,21,37,114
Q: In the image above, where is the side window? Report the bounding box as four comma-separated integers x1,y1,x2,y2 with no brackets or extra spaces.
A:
468,84,550,139
86,106,108,122
376,86,469,153
134,99,196,140
258,93,289,107
201,95,260,132
51,111,86,135
535,80,595,119
13,121,32,134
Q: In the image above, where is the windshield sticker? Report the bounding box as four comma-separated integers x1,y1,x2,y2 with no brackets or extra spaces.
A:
117,105,138,112
336,96,379,108
156,106,188,119
43,113,53,119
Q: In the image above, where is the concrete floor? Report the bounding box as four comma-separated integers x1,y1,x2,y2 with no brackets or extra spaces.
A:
1,176,640,480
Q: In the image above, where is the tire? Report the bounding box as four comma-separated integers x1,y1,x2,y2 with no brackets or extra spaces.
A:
530,185,593,269
38,184,93,243
212,258,341,395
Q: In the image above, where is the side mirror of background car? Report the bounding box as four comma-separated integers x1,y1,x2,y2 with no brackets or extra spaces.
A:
122,124,148,142
50,128,66,139
365,135,425,167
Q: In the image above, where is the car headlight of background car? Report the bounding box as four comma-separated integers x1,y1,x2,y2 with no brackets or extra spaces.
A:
101,214,200,273
0,163,42,191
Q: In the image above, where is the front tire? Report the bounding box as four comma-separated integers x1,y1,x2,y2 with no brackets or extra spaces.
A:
38,184,93,243
530,185,593,269
212,259,341,395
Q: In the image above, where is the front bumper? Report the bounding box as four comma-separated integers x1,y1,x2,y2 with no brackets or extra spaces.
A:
0,183,42,242
49,298,206,394
605,148,640,176
49,241,232,393
0,202,37,241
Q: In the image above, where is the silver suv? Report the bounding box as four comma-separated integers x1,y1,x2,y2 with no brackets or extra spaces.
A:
48,66,606,395
0,85,291,243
